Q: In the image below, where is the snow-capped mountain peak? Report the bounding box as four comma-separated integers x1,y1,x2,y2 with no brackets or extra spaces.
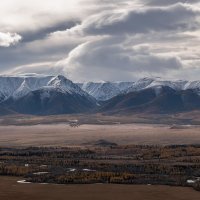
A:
78,81,135,101
126,77,189,93
0,75,89,102
47,75,89,96
13,79,31,99
79,82,119,101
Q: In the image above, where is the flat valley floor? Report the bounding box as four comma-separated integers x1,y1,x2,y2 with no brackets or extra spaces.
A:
1,123,200,199
0,177,199,200
0,123,200,147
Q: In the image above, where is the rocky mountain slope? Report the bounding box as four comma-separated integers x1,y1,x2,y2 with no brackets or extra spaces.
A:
100,86,200,114
0,75,96,115
2,75,200,115
78,81,133,101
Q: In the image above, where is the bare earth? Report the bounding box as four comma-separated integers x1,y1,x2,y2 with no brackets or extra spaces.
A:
0,123,200,147
0,176,199,200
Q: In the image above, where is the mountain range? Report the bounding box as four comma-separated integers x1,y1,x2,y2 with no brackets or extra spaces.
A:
0,75,96,115
1,75,200,115
78,81,133,101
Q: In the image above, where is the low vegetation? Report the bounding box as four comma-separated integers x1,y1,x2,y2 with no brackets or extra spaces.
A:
0,145,200,191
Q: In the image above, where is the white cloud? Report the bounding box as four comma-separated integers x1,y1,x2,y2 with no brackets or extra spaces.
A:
78,3,200,36
5,62,61,75
0,32,22,47
143,0,200,6
0,0,87,33
56,37,182,81
0,0,127,33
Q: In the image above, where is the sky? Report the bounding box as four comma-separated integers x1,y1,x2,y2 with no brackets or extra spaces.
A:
1,0,200,81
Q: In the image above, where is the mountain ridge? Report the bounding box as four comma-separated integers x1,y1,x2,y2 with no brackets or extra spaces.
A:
1,75,200,115
0,75,97,115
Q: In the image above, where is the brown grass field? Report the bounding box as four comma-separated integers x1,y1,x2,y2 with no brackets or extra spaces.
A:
1,112,200,126
0,123,200,147
0,176,199,200
1,115,200,199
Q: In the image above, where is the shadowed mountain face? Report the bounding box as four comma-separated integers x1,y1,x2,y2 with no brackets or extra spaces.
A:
99,86,200,114
0,75,97,115
1,75,200,115
2,89,96,115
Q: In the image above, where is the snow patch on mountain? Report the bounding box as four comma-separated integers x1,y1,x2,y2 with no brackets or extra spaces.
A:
2,75,200,104
47,75,87,96
0,75,91,102
79,81,134,101
126,77,190,93
113,82,134,92
81,82,120,101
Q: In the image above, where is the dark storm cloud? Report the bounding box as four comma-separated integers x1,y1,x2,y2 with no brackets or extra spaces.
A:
82,3,200,36
0,19,82,72
21,20,80,43
0,37,79,72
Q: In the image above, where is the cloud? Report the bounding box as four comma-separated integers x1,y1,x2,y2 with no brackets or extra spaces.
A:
0,28,83,71
0,32,22,47
56,37,182,81
1,0,200,81
143,0,200,6
0,0,86,33
78,3,200,36
0,0,124,33
5,62,62,76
